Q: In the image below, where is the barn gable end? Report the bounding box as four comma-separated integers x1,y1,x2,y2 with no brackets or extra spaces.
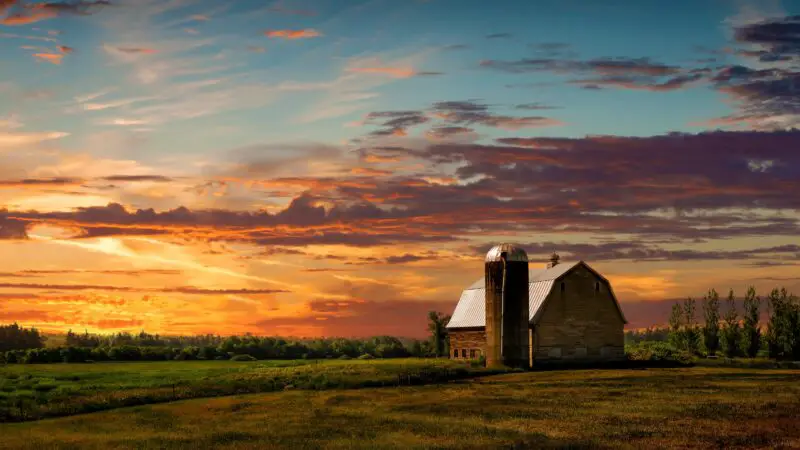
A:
532,262,626,362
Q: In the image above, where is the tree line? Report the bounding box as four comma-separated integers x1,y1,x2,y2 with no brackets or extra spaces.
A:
667,286,799,360
0,323,45,353
0,311,454,364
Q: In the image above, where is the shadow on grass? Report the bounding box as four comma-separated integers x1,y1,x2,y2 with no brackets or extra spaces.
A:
529,359,693,372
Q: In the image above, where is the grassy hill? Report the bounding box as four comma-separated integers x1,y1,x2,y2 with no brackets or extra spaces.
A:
1,365,799,449
0,359,497,422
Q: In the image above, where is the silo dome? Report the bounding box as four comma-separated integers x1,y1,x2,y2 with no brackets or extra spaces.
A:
485,243,528,262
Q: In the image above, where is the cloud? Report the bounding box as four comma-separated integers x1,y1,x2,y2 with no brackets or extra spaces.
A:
0,175,171,190
4,128,800,247
515,103,559,110
346,66,442,78
0,177,81,187
472,241,800,264
106,46,158,54
364,110,430,136
733,14,800,62
264,29,321,39
486,33,512,39
693,15,799,130
347,66,417,78
570,73,706,92
351,167,392,176
0,0,15,15
707,65,800,129
33,52,63,64
97,118,150,126
481,56,681,76
101,175,173,182
430,100,565,129
57,45,73,53
1,0,110,26
359,100,563,138
6,269,182,276
0,215,28,239
480,56,703,93
424,126,475,140
0,282,289,295
0,31,57,43
0,130,68,147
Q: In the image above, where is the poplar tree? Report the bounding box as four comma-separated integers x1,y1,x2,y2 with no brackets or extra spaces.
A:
683,297,700,355
741,286,761,358
702,289,720,356
722,289,741,358
668,302,685,350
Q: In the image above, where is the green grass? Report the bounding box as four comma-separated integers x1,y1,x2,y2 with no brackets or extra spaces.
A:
0,359,494,422
0,366,798,449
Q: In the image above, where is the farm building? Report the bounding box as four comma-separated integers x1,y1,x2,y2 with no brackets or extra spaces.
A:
446,245,627,367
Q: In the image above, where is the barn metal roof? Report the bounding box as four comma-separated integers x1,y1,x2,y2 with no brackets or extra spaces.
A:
445,261,628,329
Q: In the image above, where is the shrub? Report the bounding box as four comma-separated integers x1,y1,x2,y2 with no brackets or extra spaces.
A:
33,384,57,393
357,354,374,360
626,341,694,364
230,354,257,362
338,355,352,360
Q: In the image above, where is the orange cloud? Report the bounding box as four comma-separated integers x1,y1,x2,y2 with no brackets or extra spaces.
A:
264,29,321,39
1,9,58,26
363,154,404,163
350,167,392,176
33,52,63,64
347,66,418,78
1,0,109,26
57,45,73,53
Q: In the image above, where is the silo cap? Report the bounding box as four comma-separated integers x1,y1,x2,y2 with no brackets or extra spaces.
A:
485,243,528,262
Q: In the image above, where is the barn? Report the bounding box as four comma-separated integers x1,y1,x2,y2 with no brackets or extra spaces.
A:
446,246,627,367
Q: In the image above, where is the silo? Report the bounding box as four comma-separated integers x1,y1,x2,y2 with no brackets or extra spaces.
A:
484,243,530,368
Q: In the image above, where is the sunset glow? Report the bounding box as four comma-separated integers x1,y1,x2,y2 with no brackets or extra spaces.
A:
1,0,799,338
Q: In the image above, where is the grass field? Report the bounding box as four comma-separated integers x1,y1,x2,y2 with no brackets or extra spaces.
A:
0,359,491,422
1,366,799,449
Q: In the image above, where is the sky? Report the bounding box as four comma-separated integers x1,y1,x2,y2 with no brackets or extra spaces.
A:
0,0,799,339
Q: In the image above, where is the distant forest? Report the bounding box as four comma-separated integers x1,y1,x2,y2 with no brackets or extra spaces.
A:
0,312,453,364
3,286,798,364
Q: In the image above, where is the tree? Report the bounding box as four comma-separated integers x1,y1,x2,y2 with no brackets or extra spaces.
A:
427,311,451,357
0,323,44,352
765,288,800,360
668,302,684,350
683,297,700,355
741,286,761,358
722,289,741,358
702,290,720,356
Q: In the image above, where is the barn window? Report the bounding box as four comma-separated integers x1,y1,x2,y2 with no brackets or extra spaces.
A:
453,349,458,358
461,349,467,358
